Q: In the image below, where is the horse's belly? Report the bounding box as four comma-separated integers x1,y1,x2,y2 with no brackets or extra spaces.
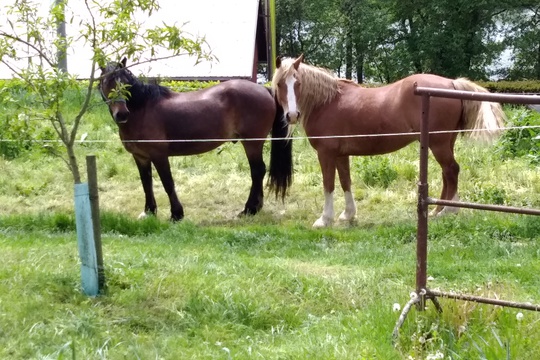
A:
344,135,417,156
168,141,223,156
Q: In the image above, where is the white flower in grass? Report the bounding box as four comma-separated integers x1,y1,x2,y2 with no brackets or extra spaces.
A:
516,312,524,321
427,276,435,281
393,303,401,312
426,350,444,360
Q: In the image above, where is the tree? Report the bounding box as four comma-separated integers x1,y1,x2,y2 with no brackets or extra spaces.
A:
275,0,540,82
502,4,540,79
0,0,211,183
275,0,343,71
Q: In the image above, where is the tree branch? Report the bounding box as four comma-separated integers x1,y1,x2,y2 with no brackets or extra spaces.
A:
0,31,56,69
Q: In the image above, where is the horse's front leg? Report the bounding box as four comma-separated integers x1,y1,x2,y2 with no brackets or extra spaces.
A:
240,141,266,216
313,152,337,228
336,156,357,222
152,157,184,221
134,156,157,219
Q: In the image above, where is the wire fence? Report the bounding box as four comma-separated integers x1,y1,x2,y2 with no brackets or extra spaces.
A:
1,125,539,144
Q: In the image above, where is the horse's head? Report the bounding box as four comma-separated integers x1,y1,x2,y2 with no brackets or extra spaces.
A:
99,57,133,124
272,54,304,124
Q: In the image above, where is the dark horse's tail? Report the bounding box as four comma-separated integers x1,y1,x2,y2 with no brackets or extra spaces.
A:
266,87,293,200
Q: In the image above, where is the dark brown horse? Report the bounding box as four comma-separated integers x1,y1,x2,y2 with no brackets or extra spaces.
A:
272,55,505,228
99,58,292,221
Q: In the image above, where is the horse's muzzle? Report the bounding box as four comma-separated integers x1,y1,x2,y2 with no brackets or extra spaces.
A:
286,111,300,124
114,110,130,124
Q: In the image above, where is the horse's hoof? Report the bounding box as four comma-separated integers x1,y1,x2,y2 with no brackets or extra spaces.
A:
138,211,156,220
238,207,258,217
170,213,184,222
338,211,356,222
313,217,333,228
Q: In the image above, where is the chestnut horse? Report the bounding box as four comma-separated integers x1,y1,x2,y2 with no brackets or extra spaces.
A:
99,58,292,221
272,55,505,228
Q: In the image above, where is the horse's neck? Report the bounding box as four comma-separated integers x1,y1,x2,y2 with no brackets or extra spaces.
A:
301,68,339,111
126,82,148,109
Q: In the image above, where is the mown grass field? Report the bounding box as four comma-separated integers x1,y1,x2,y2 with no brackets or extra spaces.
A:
1,87,540,359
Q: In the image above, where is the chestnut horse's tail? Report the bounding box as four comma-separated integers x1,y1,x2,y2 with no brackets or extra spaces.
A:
267,88,293,201
453,78,506,141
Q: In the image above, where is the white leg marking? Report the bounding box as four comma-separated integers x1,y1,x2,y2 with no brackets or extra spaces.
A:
430,193,460,217
137,211,148,220
313,191,334,228
338,191,357,221
441,193,460,215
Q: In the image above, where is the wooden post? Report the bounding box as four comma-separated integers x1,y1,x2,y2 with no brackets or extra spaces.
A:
86,155,104,290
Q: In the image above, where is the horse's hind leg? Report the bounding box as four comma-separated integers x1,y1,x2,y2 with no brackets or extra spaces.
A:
240,141,266,216
134,156,157,219
430,139,460,216
152,157,184,221
336,156,357,222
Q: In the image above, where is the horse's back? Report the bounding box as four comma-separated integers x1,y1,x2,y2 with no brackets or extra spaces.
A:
401,74,462,122
386,74,462,130
200,80,274,111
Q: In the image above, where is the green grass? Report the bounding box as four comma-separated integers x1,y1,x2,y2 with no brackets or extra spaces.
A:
1,96,540,358
1,215,540,359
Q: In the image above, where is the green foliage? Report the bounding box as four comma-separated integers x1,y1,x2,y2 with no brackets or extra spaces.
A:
100,212,170,236
477,80,540,93
0,113,34,159
159,80,219,92
0,80,61,159
355,156,398,188
466,183,508,205
496,108,540,164
276,0,540,82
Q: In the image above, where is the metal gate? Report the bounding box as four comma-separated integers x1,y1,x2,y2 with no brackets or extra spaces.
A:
393,86,540,339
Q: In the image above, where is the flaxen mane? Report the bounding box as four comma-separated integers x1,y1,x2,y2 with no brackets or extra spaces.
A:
273,58,349,126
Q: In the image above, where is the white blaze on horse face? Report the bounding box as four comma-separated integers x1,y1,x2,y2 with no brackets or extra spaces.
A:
285,74,299,124
313,191,334,228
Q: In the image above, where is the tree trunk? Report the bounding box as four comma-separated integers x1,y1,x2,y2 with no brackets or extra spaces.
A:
463,10,481,77
404,17,423,73
67,143,81,184
345,27,353,79
536,41,540,80
355,43,365,83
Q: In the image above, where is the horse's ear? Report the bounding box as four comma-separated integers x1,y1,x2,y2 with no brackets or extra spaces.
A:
293,53,304,70
276,56,282,69
120,57,127,68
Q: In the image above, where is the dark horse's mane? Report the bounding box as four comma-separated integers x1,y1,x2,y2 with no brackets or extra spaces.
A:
120,68,174,110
